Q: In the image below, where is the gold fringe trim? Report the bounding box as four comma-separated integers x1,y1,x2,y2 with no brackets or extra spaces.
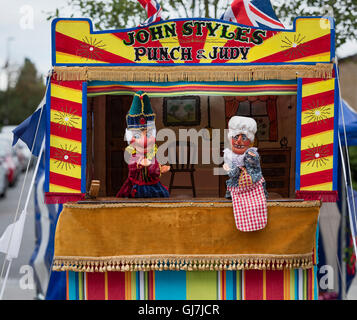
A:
52,253,314,272
53,64,333,82
63,200,321,210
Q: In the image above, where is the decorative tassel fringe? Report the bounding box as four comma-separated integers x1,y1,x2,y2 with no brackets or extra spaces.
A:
45,192,85,204
52,64,334,83
52,254,314,272
295,190,338,202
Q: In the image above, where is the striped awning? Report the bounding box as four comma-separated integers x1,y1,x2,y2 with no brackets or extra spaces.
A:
87,80,297,97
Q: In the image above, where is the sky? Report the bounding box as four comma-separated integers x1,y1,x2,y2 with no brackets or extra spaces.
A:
0,0,356,90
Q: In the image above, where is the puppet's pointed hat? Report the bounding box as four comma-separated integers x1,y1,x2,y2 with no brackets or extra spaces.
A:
126,91,156,130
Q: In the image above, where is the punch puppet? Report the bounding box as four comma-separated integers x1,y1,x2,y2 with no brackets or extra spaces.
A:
223,116,268,232
116,91,170,198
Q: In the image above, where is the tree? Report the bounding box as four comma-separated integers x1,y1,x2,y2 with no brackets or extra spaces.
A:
48,0,356,49
274,0,357,48
0,58,45,125
47,0,227,29
349,146,357,190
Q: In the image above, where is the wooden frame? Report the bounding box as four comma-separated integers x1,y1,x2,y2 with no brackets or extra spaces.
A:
163,96,201,126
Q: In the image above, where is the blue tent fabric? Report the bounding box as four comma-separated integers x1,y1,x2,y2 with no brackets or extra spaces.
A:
29,152,66,300
339,100,357,146
346,189,357,292
347,189,357,239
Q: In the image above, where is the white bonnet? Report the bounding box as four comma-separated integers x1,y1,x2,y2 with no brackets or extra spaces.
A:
227,116,257,142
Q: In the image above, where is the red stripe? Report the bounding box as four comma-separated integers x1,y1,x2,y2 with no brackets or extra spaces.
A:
221,271,226,300
51,96,83,117
244,270,263,300
253,34,331,63
49,171,82,190
265,270,284,300
51,78,83,90
113,29,174,64
301,90,335,112
211,27,277,63
107,272,126,300
149,271,154,300
300,143,334,163
300,117,334,137
50,122,82,142
50,146,82,166
248,4,284,28
66,272,69,300
45,192,84,204
296,190,338,202
300,169,333,188
175,20,209,64
56,31,134,64
302,78,326,85
86,273,105,300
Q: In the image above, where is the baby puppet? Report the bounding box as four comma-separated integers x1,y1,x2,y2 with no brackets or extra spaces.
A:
116,91,170,198
223,116,268,232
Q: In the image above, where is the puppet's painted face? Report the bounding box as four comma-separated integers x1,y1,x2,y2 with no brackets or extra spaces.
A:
231,134,251,155
130,129,156,154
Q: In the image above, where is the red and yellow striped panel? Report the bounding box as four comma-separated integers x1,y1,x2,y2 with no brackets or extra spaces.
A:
49,79,83,194
53,17,332,65
299,78,335,192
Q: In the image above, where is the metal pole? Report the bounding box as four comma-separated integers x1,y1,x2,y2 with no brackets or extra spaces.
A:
4,37,14,125
341,156,347,299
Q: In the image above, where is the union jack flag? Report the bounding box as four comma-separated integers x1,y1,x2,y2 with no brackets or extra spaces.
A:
137,0,162,26
221,0,285,29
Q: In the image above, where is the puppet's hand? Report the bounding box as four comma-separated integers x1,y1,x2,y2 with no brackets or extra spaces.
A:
160,165,170,174
223,163,231,172
245,149,260,167
140,158,152,167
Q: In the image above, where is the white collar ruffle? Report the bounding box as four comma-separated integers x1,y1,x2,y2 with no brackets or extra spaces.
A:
223,147,257,168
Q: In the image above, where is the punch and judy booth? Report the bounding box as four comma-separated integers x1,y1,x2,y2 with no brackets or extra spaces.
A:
47,2,339,300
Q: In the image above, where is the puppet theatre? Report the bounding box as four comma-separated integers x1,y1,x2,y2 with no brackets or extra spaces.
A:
47,1,338,300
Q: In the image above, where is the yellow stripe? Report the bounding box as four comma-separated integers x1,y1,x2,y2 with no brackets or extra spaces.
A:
300,155,333,175
56,51,108,65
158,22,186,64
51,83,83,104
302,78,334,98
289,52,331,63
50,158,82,179
49,183,81,193
300,130,334,150
290,270,295,300
201,22,232,64
301,104,334,125
246,18,331,63
105,272,108,300
300,182,333,191
50,135,82,153
50,109,82,130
